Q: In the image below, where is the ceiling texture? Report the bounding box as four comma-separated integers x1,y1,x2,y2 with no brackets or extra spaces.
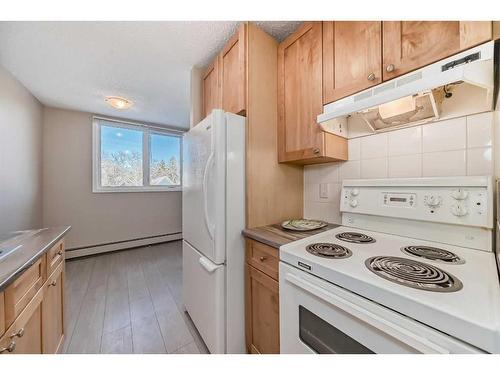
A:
0,21,301,129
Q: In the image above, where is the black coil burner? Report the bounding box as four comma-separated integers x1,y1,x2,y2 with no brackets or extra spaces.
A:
365,256,463,292
335,232,376,244
306,243,352,259
401,246,464,264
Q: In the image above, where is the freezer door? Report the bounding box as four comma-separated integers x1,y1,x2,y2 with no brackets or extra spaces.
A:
182,240,225,353
182,111,226,263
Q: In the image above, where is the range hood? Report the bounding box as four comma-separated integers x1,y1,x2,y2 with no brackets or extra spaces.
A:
318,41,497,133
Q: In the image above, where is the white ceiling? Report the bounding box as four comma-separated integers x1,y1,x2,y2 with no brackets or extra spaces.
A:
0,21,301,129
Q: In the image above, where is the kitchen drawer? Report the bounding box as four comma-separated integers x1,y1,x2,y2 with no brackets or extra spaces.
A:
0,286,43,354
0,292,4,337
246,239,279,281
4,257,46,328
46,240,65,277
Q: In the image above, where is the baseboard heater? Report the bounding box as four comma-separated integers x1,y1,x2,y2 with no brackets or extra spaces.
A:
65,232,183,259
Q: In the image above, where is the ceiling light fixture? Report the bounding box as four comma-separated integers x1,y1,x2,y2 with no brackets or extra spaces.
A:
105,96,133,110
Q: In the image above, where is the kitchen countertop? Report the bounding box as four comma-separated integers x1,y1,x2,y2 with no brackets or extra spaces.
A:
242,222,340,249
0,226,71,292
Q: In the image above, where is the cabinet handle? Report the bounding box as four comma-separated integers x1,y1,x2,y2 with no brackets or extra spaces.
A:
0,342,16,353
259,256,267,262
367,73,376,81
49,280,57,287
9,328,25,339
386,64,395,73
57,250,63,256
313,148,320,155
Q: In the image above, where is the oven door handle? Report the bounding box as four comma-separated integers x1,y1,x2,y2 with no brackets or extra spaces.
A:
285,273,451,354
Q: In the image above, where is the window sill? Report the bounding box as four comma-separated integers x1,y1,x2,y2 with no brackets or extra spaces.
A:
92,186,182,193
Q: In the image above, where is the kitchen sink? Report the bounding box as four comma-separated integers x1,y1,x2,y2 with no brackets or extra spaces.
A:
0,229,46,261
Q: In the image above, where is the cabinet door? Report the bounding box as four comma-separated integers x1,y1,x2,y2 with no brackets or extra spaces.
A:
42,262,64,354
245,264,279,354
0,288,43,355
278,22,324,162
202,58,220,119
323,21,382,104
220,23,246,115
383,21,492,80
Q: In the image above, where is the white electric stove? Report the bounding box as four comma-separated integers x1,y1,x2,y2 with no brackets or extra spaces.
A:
279,177,500,354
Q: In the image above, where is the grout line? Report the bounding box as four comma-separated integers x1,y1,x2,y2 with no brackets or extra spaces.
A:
138,247,168,354
97,255,111,353
123,251,133,354
63,257,96,353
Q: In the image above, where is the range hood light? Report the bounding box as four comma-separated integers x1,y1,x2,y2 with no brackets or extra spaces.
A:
358,90,441,132
378,96,415,120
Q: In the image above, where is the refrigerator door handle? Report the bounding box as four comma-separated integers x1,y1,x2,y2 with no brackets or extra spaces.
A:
202,152,215,239
199,256,222,273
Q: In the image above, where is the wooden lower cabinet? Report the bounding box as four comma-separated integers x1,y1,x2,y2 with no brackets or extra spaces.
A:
245,248,280,354
42,262,65,354
0,239,66,355
0,287,44,354
0,292,4,337
4,257,45,328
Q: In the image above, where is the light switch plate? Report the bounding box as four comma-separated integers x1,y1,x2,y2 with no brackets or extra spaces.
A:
319,183,329,199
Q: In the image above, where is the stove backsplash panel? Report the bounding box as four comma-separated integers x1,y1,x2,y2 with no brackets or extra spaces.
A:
304,111,497,224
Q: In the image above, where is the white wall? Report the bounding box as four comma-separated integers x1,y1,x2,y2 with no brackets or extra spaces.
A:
304,111,497,223
42,107,182,250
0,65,43,233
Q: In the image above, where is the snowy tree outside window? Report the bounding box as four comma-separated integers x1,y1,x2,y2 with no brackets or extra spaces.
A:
93,118,182,192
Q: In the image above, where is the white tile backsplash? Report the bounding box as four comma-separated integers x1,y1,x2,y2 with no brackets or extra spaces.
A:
339,160,361,180
422,150,466,177
360,133,388,159
361,157,388,178
304,111,497,224
347,138,361,160
304,162,340,184
422,117,466,153
387,126,422,156
388,154,422,178
467,112,493,148
467,147,493,176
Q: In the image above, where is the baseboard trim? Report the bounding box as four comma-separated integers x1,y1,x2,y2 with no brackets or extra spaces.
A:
65,232,183,259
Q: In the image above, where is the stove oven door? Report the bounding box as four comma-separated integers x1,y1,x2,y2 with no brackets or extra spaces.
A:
279,262,482,354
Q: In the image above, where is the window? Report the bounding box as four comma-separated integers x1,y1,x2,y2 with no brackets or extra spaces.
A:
92,117,182,192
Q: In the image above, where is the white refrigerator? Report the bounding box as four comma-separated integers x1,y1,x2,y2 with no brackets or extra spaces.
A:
182,110,246,354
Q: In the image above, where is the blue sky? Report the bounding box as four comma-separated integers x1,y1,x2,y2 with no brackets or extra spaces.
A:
101,124,180,162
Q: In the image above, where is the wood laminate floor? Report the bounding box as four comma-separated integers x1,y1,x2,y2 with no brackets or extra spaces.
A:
62,240,209,354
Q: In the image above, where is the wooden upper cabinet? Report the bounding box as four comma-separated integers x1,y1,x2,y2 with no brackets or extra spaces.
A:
323,21,382,104
202,58,220,119
201,23,247,120
220,23,247,115
383,21,492,80
278,22,347,164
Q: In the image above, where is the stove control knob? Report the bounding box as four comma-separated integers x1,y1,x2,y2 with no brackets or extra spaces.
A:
452,189,468,200
426,195,441,207
349,199,358,208
351,188,359,196
451,203,468,217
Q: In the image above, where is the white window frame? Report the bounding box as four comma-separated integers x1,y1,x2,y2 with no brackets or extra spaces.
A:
92,116,183,193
